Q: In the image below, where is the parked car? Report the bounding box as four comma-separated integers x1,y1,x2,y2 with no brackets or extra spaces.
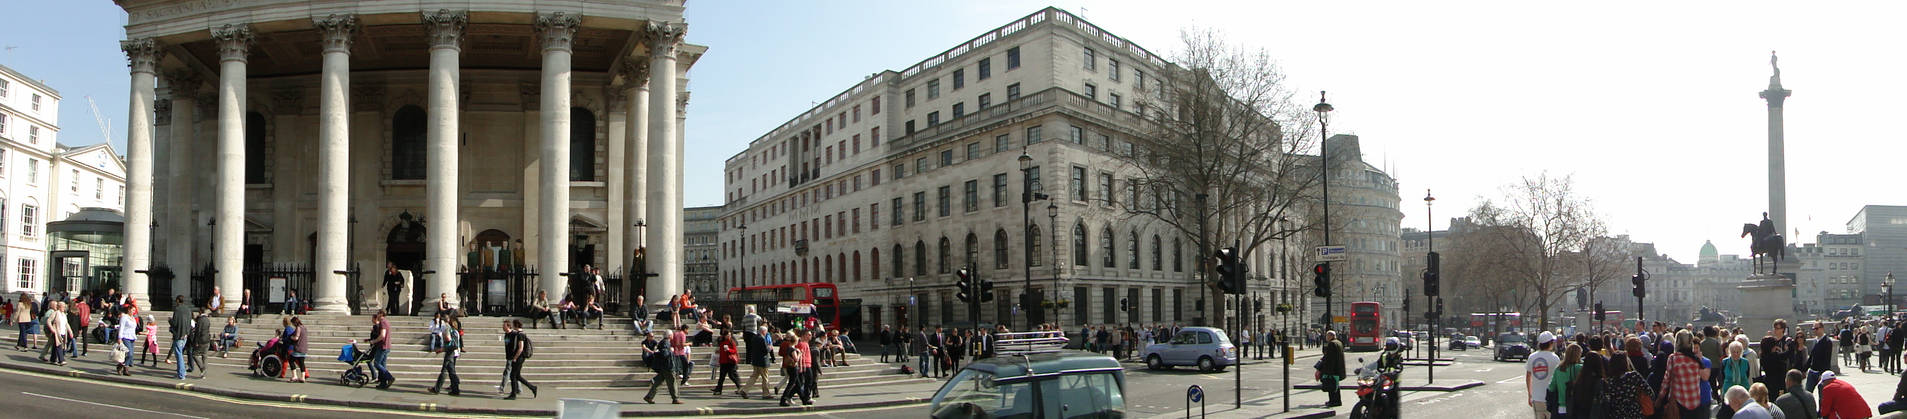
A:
1463,336,1483,349
931,331,1127,419
1494,333,1531,362
1143,327,1238,372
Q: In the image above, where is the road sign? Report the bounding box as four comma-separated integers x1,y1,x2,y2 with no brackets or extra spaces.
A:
1331,315,1348,323
1187,384,1203,403
909,296,917,305
1315,245,1348,262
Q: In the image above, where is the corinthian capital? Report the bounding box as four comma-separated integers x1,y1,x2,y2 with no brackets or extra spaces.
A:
210,24,253,62
121,38,162,74
422,9,467,49
162,70,203,94
643,21,685,58
314,14,358,53
536,12,582,52
618,59,650,89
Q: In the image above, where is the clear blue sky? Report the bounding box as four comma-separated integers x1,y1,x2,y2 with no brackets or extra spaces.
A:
12,1,1907,264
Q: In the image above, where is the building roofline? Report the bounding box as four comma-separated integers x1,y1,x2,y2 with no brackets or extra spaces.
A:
0,63,62,99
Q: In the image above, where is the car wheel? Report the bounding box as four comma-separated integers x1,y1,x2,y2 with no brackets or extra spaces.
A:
1197,357,1215,373
1147,355,1165,370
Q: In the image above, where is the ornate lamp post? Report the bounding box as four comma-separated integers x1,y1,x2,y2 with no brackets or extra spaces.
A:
1048,201,1060,327
1019,150,1048,328
1313,91,1335,328
737,223,748,288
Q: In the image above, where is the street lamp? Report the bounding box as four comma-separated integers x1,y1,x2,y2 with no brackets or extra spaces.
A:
738,223,748,288
633,218,647,313
1886,272,1895,318
1313,91,1335,329
1019,150,1048,328
1048,201,1060,327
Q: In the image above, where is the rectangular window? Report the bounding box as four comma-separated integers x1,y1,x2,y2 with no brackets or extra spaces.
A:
0,114,7,137
905,120,916,134
1085,83,1097,101
870,203,880,230
952,69,965,90
937,186,951,217
927,79,941,100
852,208,861,233
939,150,953,167
966,142,981,160
852,135,861,154
1083,48,1096,71
28,126,38,144
871,168,882,186
1007,46,1021,70
872,96,881,114
994,134,1010,152
905,89,916,108
1136,71,1146,89
26,158,37,184
893,163,906,179
1069,125,1085,144
992,173,1008,207
1109,93,1121,110
892,197,905,226
978,58,992,80
1007,83,1021,101
21,204,35,237
823,215,832,239
952,102,965,118
69,169,78,192
31,94,41,111
0,148,6,172
853,105,861,123
871,127,880,146
977,93,991,110
0,80,8,98
17,258,34,291
853,175,862,192
95,178,102,199
1099,173,1114,204
1025,126,1043,144
1027,167,1042,195
1109,59,1121,81
927,111,940,126
913,192,926,221
963,180,979,212
1070,166,1087,201
825,146,834,164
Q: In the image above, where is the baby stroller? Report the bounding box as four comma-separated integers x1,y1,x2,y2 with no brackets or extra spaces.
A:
337,342,373,388
249,336,289,378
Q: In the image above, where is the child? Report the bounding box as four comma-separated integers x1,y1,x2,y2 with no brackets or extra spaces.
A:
141,314,161,366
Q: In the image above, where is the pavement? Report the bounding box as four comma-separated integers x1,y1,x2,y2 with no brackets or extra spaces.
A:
0,342,943,417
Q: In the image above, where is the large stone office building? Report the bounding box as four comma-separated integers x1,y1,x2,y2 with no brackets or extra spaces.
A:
717,8,1288,332
115,0,702,314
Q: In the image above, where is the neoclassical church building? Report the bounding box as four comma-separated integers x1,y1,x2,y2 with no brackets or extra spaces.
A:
115,0,702,314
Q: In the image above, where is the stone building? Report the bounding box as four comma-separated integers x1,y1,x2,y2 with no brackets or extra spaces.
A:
0,63,64,294
1792,232,1863,315
1307,134,1403,324
684,204,722,297
115,0,703,313
717,8,1280,332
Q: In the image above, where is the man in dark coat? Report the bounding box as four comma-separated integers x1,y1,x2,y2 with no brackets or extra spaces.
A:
1318,330,1346,407
383,263,405,315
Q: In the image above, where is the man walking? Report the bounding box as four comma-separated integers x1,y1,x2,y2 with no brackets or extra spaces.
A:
42,302,67,366
1808,322,1836,391
1318,330,1346,408
189,307,212,378
877,325,893,363
367,311,394,389
429,316,461,396
1525,331,1560,418
504,319,537,399
383,263,405,315
643,329,679,404
169,301,193,379
744,325,773,398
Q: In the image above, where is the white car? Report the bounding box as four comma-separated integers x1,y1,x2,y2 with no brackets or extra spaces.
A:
1142,327,1237,372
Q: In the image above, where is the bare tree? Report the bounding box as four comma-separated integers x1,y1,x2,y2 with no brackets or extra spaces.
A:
1469,173,1603,330
1117,28,1323,326
1445,215,1533,335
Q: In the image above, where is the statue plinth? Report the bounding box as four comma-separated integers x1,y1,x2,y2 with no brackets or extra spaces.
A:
1736,273,1796,340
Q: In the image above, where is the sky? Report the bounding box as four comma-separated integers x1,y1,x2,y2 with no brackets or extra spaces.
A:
11,1,1907,264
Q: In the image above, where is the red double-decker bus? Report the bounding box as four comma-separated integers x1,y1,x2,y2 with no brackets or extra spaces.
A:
1347,301,1384,352
725,282,847,330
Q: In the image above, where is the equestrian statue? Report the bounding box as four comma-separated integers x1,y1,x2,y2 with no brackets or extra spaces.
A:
1741,212,1786,275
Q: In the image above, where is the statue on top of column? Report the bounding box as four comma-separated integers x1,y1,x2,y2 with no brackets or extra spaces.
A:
1770,50,1782,86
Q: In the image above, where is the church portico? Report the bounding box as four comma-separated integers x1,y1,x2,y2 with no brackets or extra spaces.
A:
118,0,702,314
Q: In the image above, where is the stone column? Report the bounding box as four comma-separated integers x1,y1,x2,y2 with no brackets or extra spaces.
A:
537,12,580,298
212,25,251,310
121,39,161,311
424,10,466,313
313,14,357,314
163,72,199,299
1760,53,1792,239
621,61,649,279
643,22,685,305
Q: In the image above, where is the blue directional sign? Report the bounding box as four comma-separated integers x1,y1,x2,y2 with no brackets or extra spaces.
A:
910,296,917,305
1187,385,1203,403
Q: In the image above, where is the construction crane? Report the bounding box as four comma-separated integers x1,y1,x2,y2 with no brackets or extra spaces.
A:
86,95,113,146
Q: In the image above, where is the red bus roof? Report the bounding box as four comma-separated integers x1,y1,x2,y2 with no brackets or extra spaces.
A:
727,282,838,293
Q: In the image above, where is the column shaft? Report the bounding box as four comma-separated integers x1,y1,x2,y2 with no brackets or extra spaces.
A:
212,25,251,310
165,87,196,299
122,39,160,311
425,12,464,314
314,14,356,313
622,62,648,280
644,23,684,305
537,13,580,298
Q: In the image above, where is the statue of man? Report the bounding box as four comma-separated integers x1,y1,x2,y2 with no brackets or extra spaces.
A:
1759,212,1774,238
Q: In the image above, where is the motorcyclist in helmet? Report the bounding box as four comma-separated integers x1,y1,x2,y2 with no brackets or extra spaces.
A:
1379,337,1405,372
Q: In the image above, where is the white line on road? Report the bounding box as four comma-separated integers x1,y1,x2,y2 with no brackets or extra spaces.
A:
23,391,209,419
1496,376,1523,384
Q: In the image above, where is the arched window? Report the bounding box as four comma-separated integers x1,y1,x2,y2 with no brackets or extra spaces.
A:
812,256,821,282
1100,225,1115,268
938,236,951,274
1128,230,1140,269
891,244,904,277
1028,225,1043,267
993,229,1010,269
838,252,847,282
1072,223,1088,266
915,240,927,276
824,254,834,281
571,107,597,181
390,106,426,180
1172,237,1184,272
964,233,979,269
1151,235,1163,271
246,112,269,183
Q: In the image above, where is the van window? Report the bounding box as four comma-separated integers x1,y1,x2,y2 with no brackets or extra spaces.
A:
1039,372,1125,419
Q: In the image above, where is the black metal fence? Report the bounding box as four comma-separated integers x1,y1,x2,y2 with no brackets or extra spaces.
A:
175,263,360,314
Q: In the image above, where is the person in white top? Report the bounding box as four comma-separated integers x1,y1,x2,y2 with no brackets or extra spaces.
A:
42,302,69,366
115,312,138,375
1525,331,1560,419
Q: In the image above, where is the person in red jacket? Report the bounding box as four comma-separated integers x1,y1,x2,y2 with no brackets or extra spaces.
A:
712,330,745,397
1819,371,1874,419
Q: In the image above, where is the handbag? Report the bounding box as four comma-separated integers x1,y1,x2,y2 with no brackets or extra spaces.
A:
1637,384,1656,416
1656,354,1682,419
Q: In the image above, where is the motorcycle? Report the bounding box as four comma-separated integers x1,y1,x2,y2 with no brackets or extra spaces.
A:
1349,350,1403,419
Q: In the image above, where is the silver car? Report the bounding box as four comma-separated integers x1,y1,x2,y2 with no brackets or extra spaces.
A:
1142,327,1238,372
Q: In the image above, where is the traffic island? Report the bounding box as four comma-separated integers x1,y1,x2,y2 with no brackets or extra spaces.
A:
1292,379,1482,392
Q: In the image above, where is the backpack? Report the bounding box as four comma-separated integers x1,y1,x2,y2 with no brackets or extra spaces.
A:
443,329,461,350
518,332,534,359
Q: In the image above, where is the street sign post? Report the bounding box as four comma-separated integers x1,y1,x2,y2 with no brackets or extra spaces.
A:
1315,245,1348,262
1185,385,1205,419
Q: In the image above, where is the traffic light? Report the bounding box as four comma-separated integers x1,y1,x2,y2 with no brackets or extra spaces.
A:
1312,263,1332,297
980,280,996,302
1435,298,1445,316
1424,251,1441,297
955,268,973,302
1594,302,1606,321
1632,273,1646,298
1214,247,1244,295
1120,298,1129,312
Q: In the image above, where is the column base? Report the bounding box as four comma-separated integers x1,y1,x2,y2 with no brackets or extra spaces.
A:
309,298,353,315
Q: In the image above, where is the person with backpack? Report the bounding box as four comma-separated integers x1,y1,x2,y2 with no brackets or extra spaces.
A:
503,319,536,399
643,329,680,404
429,315,461,395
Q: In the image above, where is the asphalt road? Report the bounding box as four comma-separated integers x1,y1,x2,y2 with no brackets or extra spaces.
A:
0,367,446,419
1120,345,1535,418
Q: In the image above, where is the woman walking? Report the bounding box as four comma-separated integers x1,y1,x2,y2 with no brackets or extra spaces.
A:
1598,355,1647,419
428,316,460,395
712,330,746,397
1547,343,1582,418
115,311,136,375
43,302,68,366
287,317,309,383
1721,341,1753,399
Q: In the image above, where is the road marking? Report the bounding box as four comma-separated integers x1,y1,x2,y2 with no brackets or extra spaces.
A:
23,391,210,419
1496,376,1522,384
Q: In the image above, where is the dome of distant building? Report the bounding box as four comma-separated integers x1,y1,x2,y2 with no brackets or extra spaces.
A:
1699,240,1719,264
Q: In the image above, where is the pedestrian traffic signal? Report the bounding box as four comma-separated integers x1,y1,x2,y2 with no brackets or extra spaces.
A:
980,280,996,302
1424,251,1441,297
1632,273,1646,298
1120,298,1129,312
955,268,973,302
1312,263,1332,297
1214,247,1245,295
1594,302,1606,322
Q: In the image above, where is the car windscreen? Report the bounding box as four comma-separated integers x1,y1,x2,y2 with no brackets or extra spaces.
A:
1038,372,1125,419
1499,335,1526,343
932,369,1035,419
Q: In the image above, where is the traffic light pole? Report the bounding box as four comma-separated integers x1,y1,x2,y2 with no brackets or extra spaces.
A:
1635,256,1646,323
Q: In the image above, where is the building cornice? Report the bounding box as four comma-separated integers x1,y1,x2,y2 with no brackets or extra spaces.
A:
0,64,61,99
